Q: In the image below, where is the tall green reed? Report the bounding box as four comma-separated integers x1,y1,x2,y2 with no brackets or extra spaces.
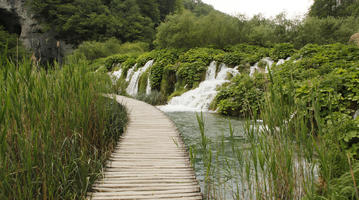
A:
192,73,329,199
0,57,127,199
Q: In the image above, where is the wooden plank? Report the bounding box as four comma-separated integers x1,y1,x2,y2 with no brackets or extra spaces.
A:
89,191,202,199
93,185,200,192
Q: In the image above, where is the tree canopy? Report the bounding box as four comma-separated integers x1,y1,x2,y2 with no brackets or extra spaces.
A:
309,0,359,18
30,0,181,45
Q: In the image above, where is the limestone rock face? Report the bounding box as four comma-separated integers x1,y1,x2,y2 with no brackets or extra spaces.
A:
349,33,359,47
0,0,72,64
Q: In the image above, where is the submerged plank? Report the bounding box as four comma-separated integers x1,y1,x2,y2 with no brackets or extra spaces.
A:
88,95,202,200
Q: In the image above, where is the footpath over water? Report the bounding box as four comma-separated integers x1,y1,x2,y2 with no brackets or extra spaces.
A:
88,95,202,200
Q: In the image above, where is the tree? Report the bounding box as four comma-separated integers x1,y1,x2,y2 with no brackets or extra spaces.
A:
309,0,359,18
29,0,178,45
154,11,199,48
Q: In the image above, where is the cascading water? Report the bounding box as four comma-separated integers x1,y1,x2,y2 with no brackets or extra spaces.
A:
109,68,123,85
126,64,136,82
250,57,274,76
146,76,151,95
158,61,239,112
276,57,291,66
126,60,154,96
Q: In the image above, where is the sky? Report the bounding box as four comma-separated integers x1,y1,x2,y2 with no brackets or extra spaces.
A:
201,0,314,19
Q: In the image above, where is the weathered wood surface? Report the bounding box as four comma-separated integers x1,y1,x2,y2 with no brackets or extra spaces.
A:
88,95,202,200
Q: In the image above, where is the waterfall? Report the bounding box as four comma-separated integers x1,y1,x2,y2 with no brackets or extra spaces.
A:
276,57,291,66
250,57,274,76
126,64,136,82
126,60,154,96
111,68,123,81
146,76,151,95
158,61,239,112
206,61,217,80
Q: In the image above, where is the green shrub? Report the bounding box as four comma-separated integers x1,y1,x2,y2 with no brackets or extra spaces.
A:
150,62,165,91
270,43,296,61
214,73,267,116
179,48,222,65
160,64,178,97
136,53,153,69
177,61,207,89
70,39,148,61
104,54,129,71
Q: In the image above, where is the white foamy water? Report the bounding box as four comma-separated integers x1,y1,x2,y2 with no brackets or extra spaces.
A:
111,68,122,80
126,60,154,96
146,75,151,95
125,64,136,82
276,57,291,66
158,61,239,112
250,57,274,76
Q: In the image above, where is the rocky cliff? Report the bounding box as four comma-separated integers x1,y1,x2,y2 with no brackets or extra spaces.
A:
0,0,71,64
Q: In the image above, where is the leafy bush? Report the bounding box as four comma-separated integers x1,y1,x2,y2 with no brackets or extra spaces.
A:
104,54,129,71
150,62,165,91
270,43,296,61
179,48,222,64
70,39,148,61
214,73,267,116
177,61,207,89
136,52,155,68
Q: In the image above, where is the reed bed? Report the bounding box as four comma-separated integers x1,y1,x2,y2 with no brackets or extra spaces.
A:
0,57,127,199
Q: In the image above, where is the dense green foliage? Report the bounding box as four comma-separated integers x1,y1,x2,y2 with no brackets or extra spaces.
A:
21,0,359,54
310,0,359,18
214,73,267,116
0,59,127,199
0,26,27,60
155,11,242,49
155,10,359,49
30,0,181,44
211,43,359,198
271,44,359,161
70,38,149,61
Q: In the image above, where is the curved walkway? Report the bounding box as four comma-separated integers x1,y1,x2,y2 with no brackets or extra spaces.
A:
88,95,202,200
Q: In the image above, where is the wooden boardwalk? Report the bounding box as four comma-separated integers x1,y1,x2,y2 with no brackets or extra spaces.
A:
88,95,202,200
